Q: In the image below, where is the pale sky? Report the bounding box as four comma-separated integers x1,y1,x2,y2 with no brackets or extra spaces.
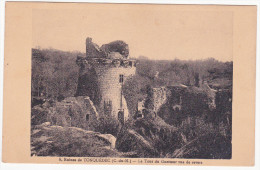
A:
33,4,233,61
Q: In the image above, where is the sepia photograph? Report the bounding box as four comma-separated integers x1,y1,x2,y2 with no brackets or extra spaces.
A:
30,5,233,159
2,2,257,167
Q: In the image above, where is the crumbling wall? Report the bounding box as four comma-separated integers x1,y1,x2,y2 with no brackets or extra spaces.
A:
100,40,129,58
144,84,217,125
85,37,106,58
47,96,99,130
144,87,171,113
85,37,129,59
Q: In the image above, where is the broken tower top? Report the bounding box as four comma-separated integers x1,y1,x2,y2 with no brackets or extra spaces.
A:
86,37,129,59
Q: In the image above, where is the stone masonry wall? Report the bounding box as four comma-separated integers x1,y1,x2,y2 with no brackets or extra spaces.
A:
145,87,172,113
94,65,136,121
47,96,99,130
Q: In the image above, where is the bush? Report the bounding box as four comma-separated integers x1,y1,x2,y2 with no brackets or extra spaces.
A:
93,117,120,137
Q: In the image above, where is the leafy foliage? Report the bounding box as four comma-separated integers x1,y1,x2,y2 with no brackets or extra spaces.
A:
32,48,83,100
93,116,120,137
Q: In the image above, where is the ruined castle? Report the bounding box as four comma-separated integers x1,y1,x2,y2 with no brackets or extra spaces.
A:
75,38,136,124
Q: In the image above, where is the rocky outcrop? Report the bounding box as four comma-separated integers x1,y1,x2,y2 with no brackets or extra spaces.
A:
31,122,120,157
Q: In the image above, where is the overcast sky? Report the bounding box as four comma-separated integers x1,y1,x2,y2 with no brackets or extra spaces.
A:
33,4,233,61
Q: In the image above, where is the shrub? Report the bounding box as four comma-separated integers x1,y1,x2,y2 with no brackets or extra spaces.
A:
93,117,120,137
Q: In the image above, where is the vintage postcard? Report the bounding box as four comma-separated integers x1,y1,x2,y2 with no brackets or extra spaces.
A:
2,2,257,166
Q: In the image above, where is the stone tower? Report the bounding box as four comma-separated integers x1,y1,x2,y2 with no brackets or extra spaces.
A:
76,37,136,124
